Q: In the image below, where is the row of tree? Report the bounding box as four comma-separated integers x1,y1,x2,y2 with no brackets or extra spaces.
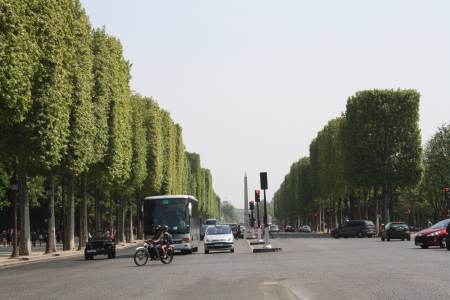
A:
273,89,449,232
0,0,220,256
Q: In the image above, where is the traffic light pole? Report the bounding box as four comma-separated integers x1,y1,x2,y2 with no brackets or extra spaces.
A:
256,201,260,228
263,189,268,227
263,189,270,245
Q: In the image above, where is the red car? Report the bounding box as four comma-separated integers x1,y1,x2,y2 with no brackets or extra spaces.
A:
415,219,450,249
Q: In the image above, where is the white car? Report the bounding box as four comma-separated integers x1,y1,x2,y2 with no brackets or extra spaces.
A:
204,225,234,254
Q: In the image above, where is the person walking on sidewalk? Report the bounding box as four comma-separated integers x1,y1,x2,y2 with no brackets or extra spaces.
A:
6,230,11,246
0,230,6,247
31,231,37,247
38,232,43,247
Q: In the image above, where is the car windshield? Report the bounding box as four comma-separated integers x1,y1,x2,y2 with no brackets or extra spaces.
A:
365,221,374,226
431,219,450,229
391,223,407,228
206,226,231,235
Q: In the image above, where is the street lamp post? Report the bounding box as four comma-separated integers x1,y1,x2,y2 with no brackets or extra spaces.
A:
10,174,19,258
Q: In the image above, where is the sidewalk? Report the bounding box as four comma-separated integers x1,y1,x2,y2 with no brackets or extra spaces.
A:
0,240,143,269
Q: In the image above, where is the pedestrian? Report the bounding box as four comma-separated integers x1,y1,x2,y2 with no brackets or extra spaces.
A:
0,230,6,247
236,225,241,240
39,232,43,247
31,231,37,247
427,219,432,228
6,230,11,246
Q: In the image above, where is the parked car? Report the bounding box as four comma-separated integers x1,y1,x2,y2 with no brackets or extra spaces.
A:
284,225,295,232
299,225,312,233
380,222,410,241
331,220,376,238
204,225,234,254
415,218,450,249
84,238,116,260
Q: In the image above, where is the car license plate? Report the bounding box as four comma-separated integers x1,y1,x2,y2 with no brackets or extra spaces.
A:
86,250,96,253
416,242,423,246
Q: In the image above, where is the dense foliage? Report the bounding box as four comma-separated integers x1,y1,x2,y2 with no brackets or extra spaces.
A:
0,0,220,255
274,90,446,232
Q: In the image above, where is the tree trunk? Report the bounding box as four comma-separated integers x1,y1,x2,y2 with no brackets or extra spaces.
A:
64,174,75,251
78,175,88,250
18,169,31,256
46,173,57,253
118,198,125,243
127,199,134,243
95,184,101,236
136,190,143,239
388,185,394,222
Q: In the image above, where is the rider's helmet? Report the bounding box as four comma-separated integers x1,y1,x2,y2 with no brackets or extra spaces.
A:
162,225,169,232
155,225,162,232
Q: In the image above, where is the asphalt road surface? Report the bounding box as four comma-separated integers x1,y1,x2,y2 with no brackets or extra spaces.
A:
1,236,450,300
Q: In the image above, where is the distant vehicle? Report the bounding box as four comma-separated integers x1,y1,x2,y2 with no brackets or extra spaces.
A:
200,224,209,241
299,225,311,233
238,226,245,238
380,222,410,241
269,224,280,233
284,225,295,232
415,218,450,249
331,220,376,238
84,238,116,260
205,219,218,226
204,225,234,254
143,195,200,254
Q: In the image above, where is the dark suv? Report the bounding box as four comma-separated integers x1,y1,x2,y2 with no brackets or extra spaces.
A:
332,220,376,238
381,222,410,241
85,239,116,260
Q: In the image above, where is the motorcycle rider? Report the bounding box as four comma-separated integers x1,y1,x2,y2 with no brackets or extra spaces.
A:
147,225,164,259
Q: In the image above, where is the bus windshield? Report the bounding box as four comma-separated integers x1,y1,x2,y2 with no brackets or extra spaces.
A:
144,198,188,234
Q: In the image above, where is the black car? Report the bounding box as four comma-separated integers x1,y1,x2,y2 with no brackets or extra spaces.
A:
332,220,376,238
85,239,116,260
381,222,410,241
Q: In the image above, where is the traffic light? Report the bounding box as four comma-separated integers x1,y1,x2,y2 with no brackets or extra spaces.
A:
249,201,255,210
255,190,260,202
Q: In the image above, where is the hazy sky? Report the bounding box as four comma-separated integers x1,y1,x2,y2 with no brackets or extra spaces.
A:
81,0,450,209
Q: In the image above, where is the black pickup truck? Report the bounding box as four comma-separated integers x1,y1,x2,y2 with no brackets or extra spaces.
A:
84,239,116,260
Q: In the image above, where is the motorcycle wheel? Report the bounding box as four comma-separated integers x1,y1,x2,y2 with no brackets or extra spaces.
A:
134,249,148,266
160,247,174,264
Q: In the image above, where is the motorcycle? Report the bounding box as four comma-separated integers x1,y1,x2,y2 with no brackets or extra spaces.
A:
133,238,174,266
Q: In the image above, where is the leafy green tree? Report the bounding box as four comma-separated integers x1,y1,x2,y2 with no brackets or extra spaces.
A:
104,36,133,243
422,124,450,219
62,0,95,251
343,89,423,222
142,97,164,196
221,202,238,223
127,94,148,241
160,110,176,195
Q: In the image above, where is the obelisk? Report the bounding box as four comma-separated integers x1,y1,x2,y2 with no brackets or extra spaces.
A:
244,173,249,226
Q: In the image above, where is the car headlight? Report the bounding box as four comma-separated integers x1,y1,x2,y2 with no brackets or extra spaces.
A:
427,231,440,237
205,239,210,243
227,237,232,242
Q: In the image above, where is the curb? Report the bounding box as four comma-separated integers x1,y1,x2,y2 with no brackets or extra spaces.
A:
0,241,142,270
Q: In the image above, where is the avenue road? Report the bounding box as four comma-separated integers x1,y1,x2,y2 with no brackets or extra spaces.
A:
1,237,449,300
